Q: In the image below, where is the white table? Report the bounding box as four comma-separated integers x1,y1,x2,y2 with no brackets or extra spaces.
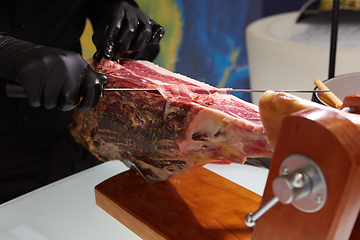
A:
0,161,269,240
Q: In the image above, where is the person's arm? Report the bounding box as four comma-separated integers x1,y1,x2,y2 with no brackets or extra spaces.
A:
0,35,108,112
88,0,164,62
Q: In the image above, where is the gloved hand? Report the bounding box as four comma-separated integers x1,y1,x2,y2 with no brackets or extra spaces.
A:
0,36,108,112
92,1,164,62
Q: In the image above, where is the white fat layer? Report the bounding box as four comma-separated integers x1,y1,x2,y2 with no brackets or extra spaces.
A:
178,107,266,158
164,98,260,126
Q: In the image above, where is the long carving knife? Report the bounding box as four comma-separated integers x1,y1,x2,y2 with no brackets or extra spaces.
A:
5,83,330,98
103,88,330,93
100,87,330,97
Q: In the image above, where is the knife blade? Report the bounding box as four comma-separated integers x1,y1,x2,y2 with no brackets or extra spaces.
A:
102,87,330,94
6,83,330,98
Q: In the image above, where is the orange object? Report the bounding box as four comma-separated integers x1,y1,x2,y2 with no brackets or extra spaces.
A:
314,78,343,109
342,92,360,114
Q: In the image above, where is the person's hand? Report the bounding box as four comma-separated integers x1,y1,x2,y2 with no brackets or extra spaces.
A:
0,36,108,112
92,1,164,62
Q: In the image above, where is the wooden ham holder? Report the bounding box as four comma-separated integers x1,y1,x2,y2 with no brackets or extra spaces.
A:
252,108,360,240
95,166,261,240
95,107,360,239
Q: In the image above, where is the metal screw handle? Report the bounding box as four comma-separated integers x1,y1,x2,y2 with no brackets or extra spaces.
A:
245,169,310,227
244,154,327,227
244,196,279,227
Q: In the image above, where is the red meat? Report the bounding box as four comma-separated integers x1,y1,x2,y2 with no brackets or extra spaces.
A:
70,59,273,181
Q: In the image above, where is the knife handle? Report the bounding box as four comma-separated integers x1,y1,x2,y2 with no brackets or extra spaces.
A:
6,83,26,98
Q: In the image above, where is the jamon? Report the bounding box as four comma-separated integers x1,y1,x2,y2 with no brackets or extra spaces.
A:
70,59,273,181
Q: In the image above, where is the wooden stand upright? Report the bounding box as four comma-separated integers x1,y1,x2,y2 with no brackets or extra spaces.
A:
252,108,360,240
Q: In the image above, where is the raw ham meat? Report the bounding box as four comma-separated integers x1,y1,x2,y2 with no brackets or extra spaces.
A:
70,59,273,181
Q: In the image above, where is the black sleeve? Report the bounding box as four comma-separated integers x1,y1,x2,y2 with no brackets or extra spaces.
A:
86,0,139,31
0,32,8,36
121,44,160,62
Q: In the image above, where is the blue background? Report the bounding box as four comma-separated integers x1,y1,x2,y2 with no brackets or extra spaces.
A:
165,0,307,102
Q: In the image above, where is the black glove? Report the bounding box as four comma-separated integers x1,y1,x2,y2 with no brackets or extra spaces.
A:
0,36,108,112
92,1,165,62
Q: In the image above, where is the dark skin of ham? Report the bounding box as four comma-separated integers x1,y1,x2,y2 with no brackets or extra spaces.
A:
71,90,207,180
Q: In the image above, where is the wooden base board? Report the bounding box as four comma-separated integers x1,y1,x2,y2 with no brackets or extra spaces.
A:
95,167,261,240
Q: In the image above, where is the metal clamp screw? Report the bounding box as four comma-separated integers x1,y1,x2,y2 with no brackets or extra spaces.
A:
315,195,323,204
282,167,289,175
291,172,306,188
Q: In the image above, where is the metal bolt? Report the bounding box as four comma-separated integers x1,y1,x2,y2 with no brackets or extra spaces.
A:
315,195,323,204
291,172,305,188
282,167,289,175
244,213,255,227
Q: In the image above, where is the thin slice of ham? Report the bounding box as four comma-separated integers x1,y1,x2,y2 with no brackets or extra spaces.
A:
70,59,273,181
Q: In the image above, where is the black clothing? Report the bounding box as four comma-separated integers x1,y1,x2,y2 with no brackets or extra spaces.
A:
0,0,157,204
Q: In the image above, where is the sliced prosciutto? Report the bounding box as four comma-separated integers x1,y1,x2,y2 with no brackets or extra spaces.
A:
70,59,273,181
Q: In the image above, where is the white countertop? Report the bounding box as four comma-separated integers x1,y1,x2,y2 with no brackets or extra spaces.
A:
0,161,269,240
